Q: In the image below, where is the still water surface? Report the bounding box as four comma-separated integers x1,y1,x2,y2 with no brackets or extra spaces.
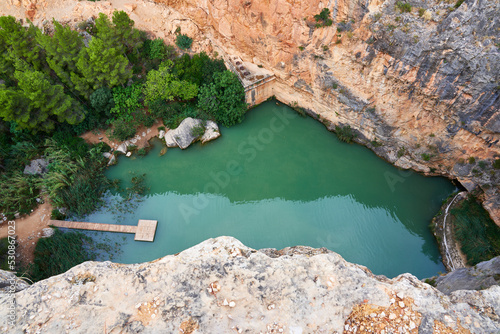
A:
84,101,456,278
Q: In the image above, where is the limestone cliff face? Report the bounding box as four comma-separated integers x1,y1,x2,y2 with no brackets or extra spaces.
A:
1,237,499,333
153,0,500,224
1,0,499,221
435,255,500,295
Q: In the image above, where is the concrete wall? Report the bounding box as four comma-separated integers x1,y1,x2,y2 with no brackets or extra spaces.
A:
245,77,276,107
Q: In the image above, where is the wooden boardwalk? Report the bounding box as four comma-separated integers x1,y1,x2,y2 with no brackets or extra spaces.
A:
50,219,157,242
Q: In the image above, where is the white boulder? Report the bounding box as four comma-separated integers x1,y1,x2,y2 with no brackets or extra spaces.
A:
164,118,221,149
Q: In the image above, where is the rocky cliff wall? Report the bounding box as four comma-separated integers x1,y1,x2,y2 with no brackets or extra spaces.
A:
1,237,499,333
435,255,500,295
1,0,499,223
152,0,500,224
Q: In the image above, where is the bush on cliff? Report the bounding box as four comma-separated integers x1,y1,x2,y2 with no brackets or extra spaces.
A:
335,125,356,143
175,34,193,50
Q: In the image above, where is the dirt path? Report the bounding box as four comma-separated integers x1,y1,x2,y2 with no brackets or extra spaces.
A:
0,123,165,267
80,122,165,152
0,201,53,266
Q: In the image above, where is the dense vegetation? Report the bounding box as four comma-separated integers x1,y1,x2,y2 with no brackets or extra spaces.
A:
0,12,247,280
28,229,124,282
0,237,11,270
451,195,500,266
0,11,246,217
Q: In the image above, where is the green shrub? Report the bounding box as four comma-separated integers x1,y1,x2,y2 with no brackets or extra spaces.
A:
132,64,143,74
51,208,66,220
52,131,89,159
190,123,206,139
397,147,405,158
135,111,156,128
298,46,304,51
455,0,465,8
148,38,167,59
143,60,198,104
71,110,103,135
176,34,193,50
109,83,143,123
28,229,95,282
290,101,306,117
43,140,109,217
332,83,338,89
111,119,136,141
493,159,500,169
478,160,487,170
468,156,476,164
421,153,431,161
197,71,247,127
137,148,147,156
314,8,331,22
396,1,412,13
0,237,11,270
418,8,425,16
0,172,40,219
4,141,40,171
424,277,436,286
372,13,382,22
334,125,356,143
451,196,500,265
57,163,109,217
313,8,333,28
172,52,226,87
149,99,175,120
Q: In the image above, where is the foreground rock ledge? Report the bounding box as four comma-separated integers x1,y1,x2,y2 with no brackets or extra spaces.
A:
1,237,499,333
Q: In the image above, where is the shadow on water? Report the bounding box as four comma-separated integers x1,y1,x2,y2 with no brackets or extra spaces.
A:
95,101,455,278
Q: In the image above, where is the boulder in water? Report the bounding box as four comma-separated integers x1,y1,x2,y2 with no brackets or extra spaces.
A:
201,120,221,144
164,118,221,149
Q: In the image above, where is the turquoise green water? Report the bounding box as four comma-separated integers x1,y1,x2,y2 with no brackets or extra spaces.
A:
84,101,456,278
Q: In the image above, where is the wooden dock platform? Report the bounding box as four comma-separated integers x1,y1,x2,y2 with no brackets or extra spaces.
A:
50,219,157,242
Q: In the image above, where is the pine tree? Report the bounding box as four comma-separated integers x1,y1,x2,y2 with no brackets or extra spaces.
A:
95,11,142,54
76,37,132,93
0,65,85,132
111,10,142,53
37,20,85,94
0,31,14,81
0,16,46,73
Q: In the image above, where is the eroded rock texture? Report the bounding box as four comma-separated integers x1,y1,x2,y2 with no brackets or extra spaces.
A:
1,0,499,222
0,237,499,333
436,256,500,295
